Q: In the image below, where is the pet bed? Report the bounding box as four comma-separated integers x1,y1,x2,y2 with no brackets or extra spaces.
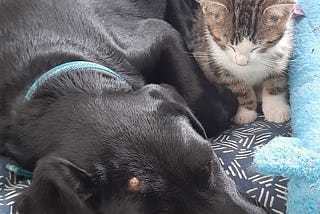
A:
212,115,291,214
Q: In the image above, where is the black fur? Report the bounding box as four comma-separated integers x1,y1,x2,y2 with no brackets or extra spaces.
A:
0,0,265,213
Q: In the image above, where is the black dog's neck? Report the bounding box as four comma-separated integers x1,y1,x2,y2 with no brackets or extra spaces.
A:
6,69,133,147
26,69,133,104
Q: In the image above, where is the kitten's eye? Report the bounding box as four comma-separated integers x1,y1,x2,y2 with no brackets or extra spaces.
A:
251,47,261,52
268,15,281,23
225,44,235,52
208,12,220,19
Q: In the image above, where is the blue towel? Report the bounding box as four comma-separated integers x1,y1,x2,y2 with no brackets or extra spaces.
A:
253,0,320,213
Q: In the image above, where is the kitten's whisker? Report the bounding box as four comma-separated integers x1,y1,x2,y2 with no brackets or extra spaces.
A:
259,60,288,73
193,55,213,58
183,51,212,57
198,61,214,67
191,51,212,56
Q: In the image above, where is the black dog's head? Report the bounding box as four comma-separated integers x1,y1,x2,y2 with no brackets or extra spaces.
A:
10,83,265,214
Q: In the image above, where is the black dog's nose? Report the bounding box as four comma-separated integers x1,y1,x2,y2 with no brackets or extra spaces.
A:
211,161,268,214
216,193,268,214
222,203,267,214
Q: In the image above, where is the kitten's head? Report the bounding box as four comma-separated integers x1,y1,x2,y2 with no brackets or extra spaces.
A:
197,0,296,84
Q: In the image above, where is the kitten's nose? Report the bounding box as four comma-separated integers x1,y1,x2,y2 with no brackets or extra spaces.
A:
235,54,249,66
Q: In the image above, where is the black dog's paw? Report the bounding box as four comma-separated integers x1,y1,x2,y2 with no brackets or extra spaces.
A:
192,88,238,138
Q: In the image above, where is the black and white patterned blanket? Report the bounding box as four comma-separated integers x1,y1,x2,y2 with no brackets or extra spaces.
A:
0,115,290,214
212,115,290,214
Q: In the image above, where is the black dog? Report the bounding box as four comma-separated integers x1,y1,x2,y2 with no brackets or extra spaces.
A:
0,0,266,213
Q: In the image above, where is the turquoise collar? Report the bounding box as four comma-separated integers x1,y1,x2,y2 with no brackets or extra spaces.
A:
24,61,132,102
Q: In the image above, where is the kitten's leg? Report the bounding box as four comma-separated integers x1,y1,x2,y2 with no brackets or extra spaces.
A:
210,71,257,124
262,76,290,123
231,83,258,124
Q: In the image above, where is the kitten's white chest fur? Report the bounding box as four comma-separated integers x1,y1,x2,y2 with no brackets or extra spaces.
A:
205,28,293,86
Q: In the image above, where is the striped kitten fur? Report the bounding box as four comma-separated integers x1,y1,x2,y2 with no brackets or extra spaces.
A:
192,0,296,124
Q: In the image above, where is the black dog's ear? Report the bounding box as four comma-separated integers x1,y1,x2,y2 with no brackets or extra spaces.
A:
144,84,207,139
54,158,94,201
160,101,207,139
178,104,208,139
15,157,95,214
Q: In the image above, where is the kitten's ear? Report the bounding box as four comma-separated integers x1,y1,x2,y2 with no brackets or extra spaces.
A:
263,3,296,18
198,0,229,15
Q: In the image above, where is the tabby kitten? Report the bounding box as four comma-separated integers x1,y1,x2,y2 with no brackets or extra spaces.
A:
192,0,296,124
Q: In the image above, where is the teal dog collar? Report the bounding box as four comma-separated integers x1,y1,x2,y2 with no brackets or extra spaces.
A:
24,61,131,102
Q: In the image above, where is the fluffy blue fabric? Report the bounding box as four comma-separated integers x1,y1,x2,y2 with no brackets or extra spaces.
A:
253,1,320,214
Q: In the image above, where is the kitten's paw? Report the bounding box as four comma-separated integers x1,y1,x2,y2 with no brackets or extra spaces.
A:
233,107,257,124
262,96,290,123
